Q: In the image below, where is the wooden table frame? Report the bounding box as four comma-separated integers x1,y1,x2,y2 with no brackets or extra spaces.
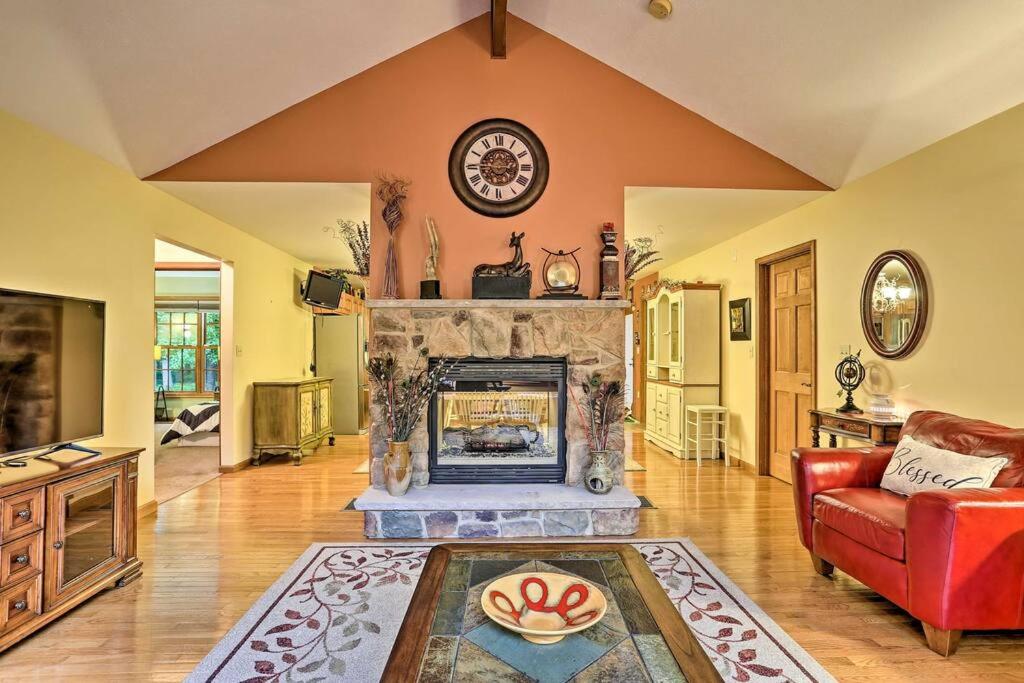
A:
809,409,903,448
381,542,723,682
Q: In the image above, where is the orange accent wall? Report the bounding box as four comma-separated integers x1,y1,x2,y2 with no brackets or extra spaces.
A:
149,14,828,299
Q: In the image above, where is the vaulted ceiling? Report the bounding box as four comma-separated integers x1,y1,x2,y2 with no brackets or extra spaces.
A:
1,1,1021,186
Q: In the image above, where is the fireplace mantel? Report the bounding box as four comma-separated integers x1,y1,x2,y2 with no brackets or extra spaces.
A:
368,299,630,309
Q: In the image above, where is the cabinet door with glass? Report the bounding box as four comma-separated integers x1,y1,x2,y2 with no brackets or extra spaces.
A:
45,465,126,609
669,297,681,367
646,302,657,364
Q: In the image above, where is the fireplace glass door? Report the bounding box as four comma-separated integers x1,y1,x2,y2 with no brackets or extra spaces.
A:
429,359,566,483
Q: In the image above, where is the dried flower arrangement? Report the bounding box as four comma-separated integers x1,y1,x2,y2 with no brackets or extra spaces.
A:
624,236,662,282
569,374,625,452
377,174,410,299
367,350,455,443
323,219,370,277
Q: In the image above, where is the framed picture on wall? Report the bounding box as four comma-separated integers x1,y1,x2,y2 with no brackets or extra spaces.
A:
729,298,751,341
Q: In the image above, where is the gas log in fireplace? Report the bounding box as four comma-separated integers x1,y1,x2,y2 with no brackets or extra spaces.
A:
428,358,566,484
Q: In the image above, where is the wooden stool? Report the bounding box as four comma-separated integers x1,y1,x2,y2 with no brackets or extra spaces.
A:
684,405,730,466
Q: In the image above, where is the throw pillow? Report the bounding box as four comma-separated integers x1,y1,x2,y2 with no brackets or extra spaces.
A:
880,436,1009,496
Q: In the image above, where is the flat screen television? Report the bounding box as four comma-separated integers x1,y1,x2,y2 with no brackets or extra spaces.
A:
302,271,344,309
0,288,105,456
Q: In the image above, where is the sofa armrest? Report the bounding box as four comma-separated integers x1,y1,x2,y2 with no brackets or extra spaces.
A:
790,447,895,548
906,487,1024,630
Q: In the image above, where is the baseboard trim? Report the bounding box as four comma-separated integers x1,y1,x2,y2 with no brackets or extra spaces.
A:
137,499,158,519
219,460,250,474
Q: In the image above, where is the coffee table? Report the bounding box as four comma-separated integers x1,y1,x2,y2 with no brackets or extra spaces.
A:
382,543,722,682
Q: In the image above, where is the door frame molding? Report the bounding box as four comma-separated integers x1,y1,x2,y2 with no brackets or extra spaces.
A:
755,240,817,477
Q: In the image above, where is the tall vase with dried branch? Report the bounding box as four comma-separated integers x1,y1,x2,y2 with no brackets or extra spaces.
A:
624,236,662,297
323,219,370,278
377,175,410,299
367,350,455,496
569,374,625,495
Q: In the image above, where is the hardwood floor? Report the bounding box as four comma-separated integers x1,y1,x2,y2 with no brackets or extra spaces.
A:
0,427,1021,681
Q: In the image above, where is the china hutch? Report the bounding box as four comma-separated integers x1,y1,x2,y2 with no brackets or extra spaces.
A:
0,447,142,653
643,283,721,458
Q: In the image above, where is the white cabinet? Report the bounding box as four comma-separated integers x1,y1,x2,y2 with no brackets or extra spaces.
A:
642,283,722,459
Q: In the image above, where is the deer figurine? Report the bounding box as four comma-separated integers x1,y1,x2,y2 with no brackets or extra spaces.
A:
474,232,531,278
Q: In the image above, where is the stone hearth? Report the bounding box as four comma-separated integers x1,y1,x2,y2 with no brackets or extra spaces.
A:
357,299,636,539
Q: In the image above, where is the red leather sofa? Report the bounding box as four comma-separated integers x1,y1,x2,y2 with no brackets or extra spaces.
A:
791,410,1024,656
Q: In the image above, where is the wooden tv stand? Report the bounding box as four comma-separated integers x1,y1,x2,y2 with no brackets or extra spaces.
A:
0,447,143,653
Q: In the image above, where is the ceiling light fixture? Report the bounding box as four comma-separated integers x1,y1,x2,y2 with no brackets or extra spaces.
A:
648,0,672,19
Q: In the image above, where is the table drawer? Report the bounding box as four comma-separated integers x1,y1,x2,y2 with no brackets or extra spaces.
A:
0,574,42,636
669,367,682,383
820,415,870,437
1,531,43,589
656,385,668,404
0,488,44,545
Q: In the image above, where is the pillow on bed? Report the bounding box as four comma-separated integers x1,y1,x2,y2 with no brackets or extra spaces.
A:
881,435,1008,496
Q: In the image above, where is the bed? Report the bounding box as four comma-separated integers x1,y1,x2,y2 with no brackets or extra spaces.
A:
160,402,220,445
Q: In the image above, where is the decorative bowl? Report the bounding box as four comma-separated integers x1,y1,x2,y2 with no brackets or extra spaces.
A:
481,572,607,644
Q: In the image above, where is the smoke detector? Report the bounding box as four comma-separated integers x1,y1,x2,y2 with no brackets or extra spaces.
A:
648,0,672,19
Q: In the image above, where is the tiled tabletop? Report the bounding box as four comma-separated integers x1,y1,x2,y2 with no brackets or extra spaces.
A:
414,549,687,682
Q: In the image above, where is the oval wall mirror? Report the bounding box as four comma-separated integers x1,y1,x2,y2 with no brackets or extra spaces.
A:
860,250,928,359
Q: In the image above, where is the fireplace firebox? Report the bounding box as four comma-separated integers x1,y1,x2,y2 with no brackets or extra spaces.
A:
428,358,566,484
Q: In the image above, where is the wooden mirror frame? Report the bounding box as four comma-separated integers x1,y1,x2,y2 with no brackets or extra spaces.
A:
860,250,928,359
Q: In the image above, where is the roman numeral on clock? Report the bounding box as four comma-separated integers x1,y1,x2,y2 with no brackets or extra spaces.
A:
521,164,533,172
516,150,528,159
466,163,479,170
481,138,491,149
480,184,491,197
495,188,503,200
516,175,529,187
494,134,504,146
469,174,481,185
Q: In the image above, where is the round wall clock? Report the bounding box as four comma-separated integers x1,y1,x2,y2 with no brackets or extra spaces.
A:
448,118,549,218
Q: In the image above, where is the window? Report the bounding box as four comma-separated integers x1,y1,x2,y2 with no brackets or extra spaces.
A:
154,310,220,394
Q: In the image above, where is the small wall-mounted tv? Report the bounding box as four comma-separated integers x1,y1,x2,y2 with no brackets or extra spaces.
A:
0,289,105,456
302,271,344,309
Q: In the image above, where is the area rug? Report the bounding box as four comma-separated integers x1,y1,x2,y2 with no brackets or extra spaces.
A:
624,455,646,471
187,539,834,683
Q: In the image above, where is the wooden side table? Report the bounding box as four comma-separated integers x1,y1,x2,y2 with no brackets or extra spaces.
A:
809,408,903,447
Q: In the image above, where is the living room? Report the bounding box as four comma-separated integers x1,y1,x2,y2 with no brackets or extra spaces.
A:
0,2,1022,681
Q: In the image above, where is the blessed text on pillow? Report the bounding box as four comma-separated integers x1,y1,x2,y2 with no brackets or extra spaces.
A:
880,436,1008,496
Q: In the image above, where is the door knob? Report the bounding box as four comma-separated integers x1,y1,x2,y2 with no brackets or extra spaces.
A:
801,382,812,387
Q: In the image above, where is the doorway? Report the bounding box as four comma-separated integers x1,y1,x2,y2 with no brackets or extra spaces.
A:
755,241,816,483
152,239,225,503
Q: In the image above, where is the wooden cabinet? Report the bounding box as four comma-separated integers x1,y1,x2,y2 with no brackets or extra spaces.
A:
0,447,142,654
642,283,722,459
252,377,335,466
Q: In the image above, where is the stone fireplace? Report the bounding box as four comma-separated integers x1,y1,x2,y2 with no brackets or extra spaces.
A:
355,300,639,538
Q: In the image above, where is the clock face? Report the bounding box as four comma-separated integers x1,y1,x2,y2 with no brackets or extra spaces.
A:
449,119,548,218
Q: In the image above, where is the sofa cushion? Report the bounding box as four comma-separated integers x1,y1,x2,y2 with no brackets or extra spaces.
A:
901,411,1024,487
813,488,907,561
880,436,1008,496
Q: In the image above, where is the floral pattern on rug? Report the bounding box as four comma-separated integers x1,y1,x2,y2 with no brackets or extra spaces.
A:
639,542,829,682
188,540,834,683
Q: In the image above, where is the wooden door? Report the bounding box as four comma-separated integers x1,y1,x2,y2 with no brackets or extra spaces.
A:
768,252,815,482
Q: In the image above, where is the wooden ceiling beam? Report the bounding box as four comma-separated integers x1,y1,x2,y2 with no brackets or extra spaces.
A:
491,0,507,59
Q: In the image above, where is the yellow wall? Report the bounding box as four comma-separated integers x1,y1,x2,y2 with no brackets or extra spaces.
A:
0,111,314,506
660,104,1024,465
